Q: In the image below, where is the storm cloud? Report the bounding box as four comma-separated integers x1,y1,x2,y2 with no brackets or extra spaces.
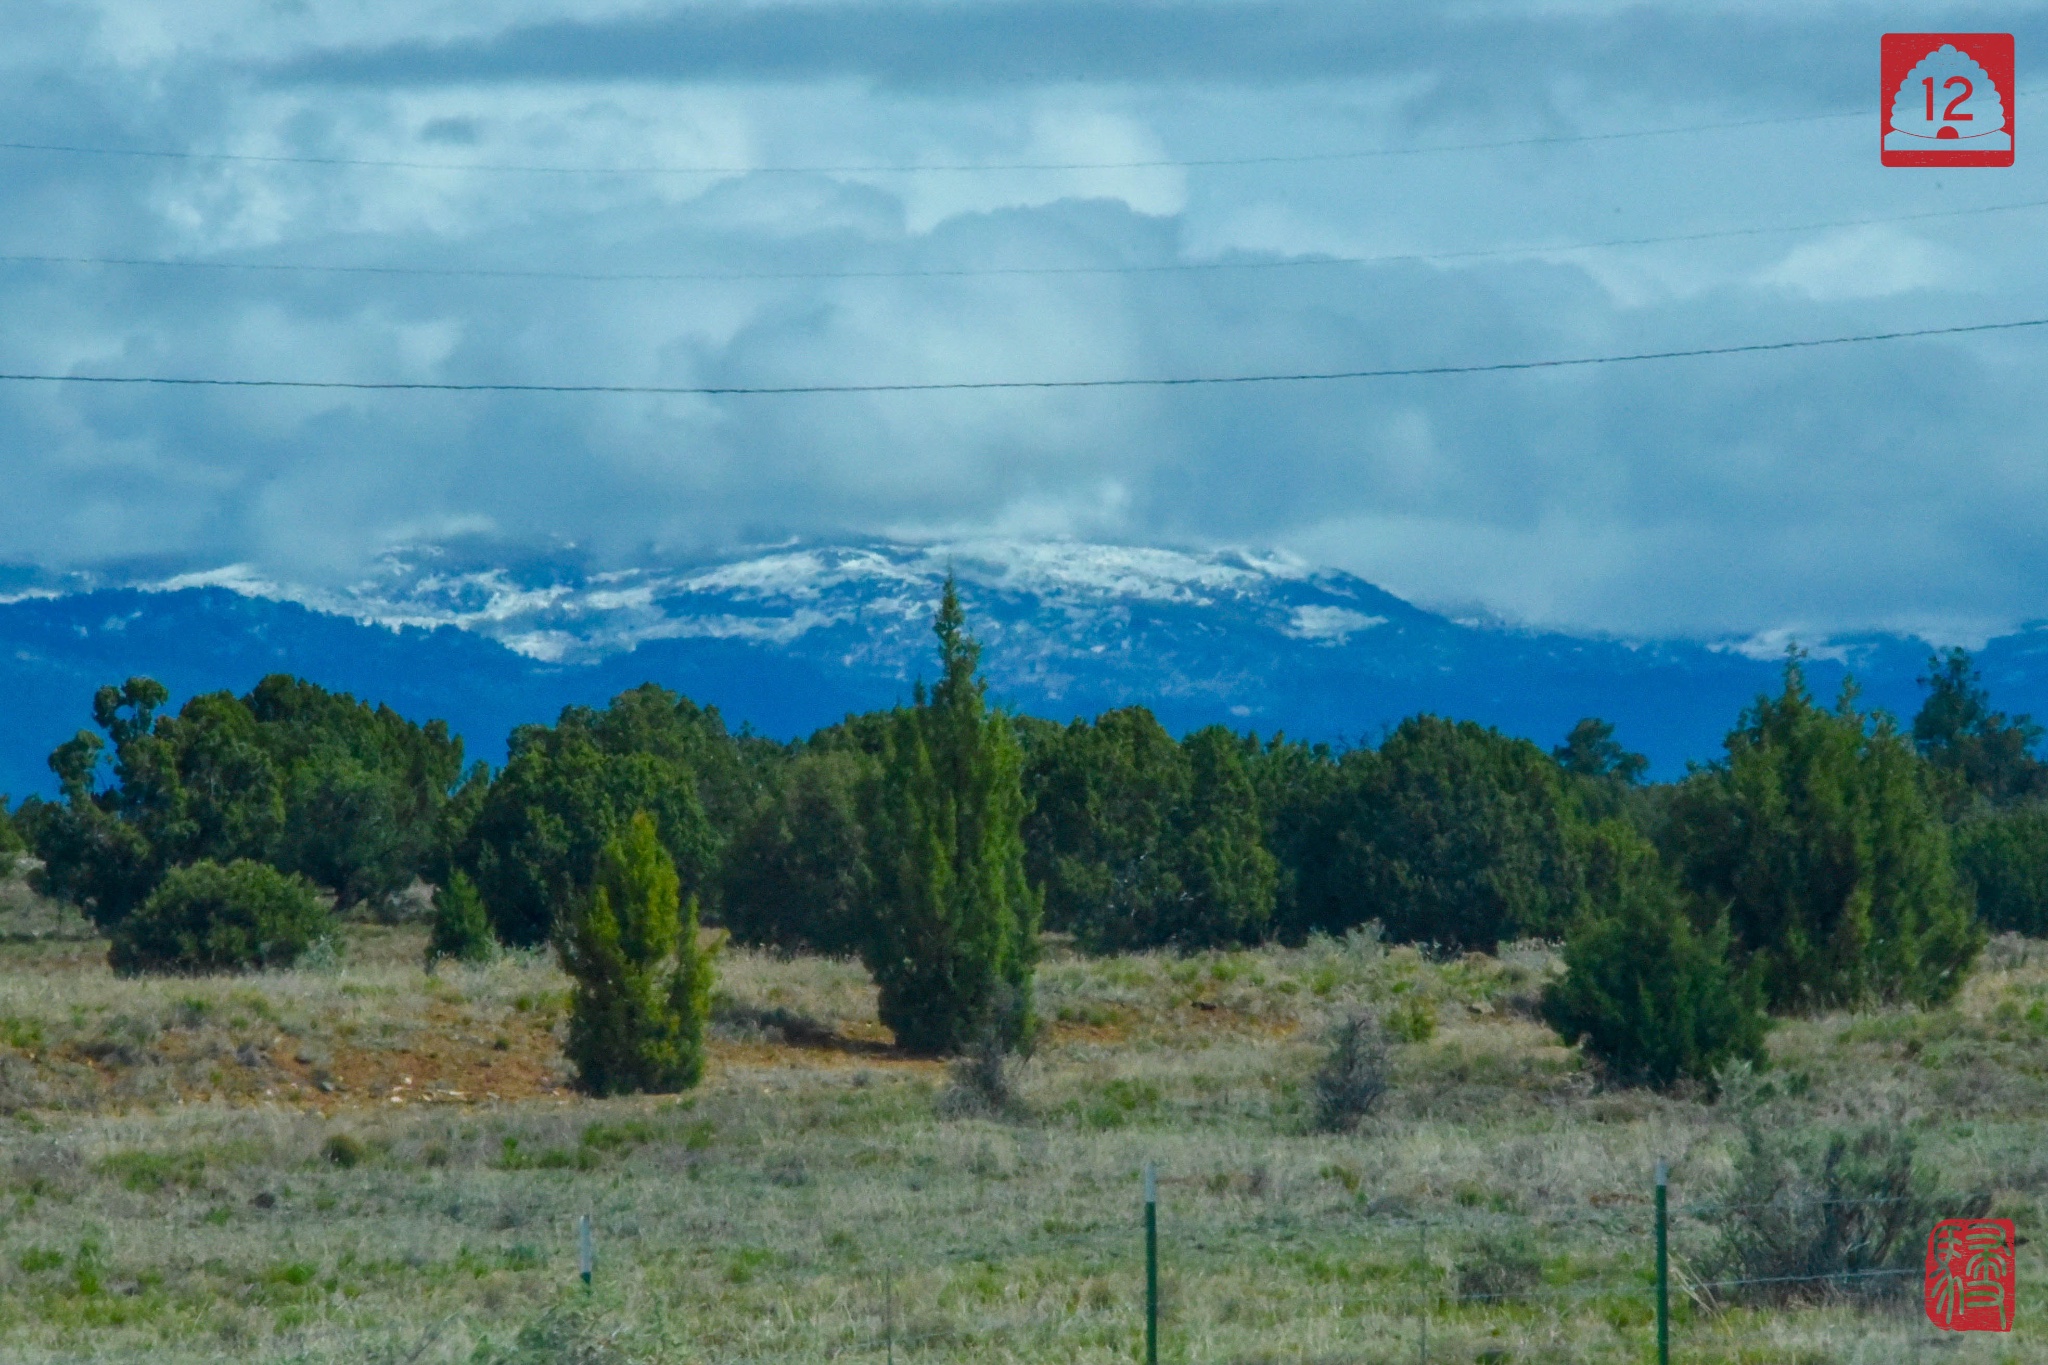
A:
2,0,2045,641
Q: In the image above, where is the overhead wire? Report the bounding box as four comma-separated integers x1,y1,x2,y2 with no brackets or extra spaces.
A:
2,315,2042,398
7,84,2042,178
6,195,2048,286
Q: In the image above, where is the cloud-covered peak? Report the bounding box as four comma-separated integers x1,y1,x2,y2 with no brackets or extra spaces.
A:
1,2,2044,647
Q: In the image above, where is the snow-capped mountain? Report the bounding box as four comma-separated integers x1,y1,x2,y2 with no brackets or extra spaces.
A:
3,539,2044,798
154,541,1398,668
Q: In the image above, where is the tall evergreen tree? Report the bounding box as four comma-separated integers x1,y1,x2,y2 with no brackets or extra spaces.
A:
1172,726,1278,947
1246,733,1342,942
862,578,1039,1054
1553,717,1650,784
1553,717,1653,825
559,812,712,1095
1667,658,1982,1012
1913,648,2047,812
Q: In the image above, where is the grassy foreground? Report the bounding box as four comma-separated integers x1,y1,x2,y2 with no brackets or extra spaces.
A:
1,874,2044,1363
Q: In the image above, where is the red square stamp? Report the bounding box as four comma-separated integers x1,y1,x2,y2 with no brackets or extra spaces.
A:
1883,34,2015,166
1925,1218,2017,1331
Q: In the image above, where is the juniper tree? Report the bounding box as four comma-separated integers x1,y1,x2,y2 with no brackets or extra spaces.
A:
1542,821,1768,1088
1300,716,1581,950
1667,657,1981,1012
721,749,873,955
426,870,497,967
1913,648,2047,812
559,812,713,1095
1021,706,1190,950
1953,804,2048,936
109,858,331,976
862,578,1039,1055
1173,725,1278,947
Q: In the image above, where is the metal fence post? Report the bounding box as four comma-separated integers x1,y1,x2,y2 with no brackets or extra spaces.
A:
579,1213,594,1291
1144,1162,1159,1365
1418,1221,1428,1365
1655,1161,1669,1365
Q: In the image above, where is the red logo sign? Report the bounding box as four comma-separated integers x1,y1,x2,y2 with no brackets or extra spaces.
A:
1883,34,2015,166
1925,1218,2016,1331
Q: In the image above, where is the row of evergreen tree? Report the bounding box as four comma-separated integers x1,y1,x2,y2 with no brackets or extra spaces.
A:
5,582,2046,1089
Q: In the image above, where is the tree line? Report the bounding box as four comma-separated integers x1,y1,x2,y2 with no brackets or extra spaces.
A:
4,581,2046,1094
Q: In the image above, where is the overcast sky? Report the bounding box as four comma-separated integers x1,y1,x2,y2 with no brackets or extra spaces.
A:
3,1,2045,642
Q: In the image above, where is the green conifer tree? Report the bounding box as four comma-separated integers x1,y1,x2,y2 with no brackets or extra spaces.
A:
1668,657,1982,1012
1913,648,2048,811
425,870,496,968
1172,726,1278,946
559,812,713,1094
1542,822,1768,1088
1022,706,1190,951
862,578,1039,1054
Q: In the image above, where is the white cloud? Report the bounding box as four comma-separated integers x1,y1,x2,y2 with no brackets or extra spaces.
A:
1756,225,1959,301
1284,605,1386,643
1,1,2045,648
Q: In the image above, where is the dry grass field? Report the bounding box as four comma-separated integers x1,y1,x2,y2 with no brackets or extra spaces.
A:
1,861,2044,1364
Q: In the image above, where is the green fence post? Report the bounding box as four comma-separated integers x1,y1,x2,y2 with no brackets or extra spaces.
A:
1418,1221,1428,1365
1145,1162,1159,1365
580,1213,593,1291
1655,1160,1669,1365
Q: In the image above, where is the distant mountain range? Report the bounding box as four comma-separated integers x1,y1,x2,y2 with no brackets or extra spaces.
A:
4,540,2044,799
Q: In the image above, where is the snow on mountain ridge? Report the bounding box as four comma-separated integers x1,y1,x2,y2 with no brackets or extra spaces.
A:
127,540,1342,664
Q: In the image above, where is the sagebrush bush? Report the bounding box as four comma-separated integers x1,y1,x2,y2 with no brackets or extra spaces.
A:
940,985,1032,1117
108,859,331,975
426,869,497,967
559,812,714,1095
1542,823,1768,1088
1701,1113,1984,1306
1457,1232,1542,1303
1311,1010,1390,1132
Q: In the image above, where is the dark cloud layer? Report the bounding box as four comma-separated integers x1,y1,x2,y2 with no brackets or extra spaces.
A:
1,1,2045,642
267,2,2037,112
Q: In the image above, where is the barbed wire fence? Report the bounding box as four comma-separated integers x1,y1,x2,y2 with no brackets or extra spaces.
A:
767,1164,2012,1365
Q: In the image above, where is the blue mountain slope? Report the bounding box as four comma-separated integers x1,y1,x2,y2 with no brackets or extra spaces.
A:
1,541,2037,799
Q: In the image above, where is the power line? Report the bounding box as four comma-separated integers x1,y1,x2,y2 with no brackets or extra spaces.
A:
15,88,2035,178
3,316,2042,397
9,197,2048,287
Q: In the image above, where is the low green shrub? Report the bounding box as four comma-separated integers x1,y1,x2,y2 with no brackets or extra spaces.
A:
109,860,331,976
98,1148,207,1193
1542,823,1768,1088
426,870,497,968
322,1134,368,1169
1383,995,1437,1043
